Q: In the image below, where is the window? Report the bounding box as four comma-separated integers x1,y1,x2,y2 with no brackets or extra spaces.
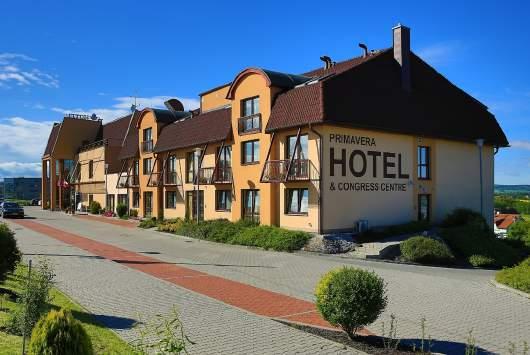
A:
117,194,128,206
143,158,152,175
142,128,153,152
286,188,309,215
106,194,115,212
215,190,232,211
88,160,94,178
242,140,259,164
133,160,139,175
166,191,177,209
286,134,308,160
417,146,430,179
242,97,259,116
418,194,430,221
132,191,140,208
143,127,152,141
242,189,260,223
166,155,178,184
186,150,202,183
215,146,232,182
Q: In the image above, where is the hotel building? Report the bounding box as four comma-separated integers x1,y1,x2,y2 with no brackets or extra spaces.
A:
42,25,508,233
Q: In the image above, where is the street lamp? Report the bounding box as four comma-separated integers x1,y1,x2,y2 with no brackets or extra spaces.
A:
194,147,201,223
105,163,109,212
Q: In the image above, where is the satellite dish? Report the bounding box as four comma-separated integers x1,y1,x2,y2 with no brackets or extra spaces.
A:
90,113,98,120
130,104,137,113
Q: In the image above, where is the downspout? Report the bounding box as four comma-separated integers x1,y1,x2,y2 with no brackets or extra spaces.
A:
476,139,484,217
310,124,323,235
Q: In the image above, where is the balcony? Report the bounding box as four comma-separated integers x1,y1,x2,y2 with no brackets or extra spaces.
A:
238,114,261,134
165,171,181,186
117,175,139,188
142,140,154,153
197,167,214,184
147,172,162,187
261,159,316,183
212,166,232,184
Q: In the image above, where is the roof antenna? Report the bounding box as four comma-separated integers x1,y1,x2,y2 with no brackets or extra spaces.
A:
130,94,137,112
319,55,332,69
358,43,368,58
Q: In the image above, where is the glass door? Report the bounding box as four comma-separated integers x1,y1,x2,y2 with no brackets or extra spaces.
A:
242,189,260,223
144,192,153,217
186,191,204,221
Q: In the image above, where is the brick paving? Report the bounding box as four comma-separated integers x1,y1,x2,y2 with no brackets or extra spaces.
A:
74,214,139,228
8,208,530,354
8,217,363,354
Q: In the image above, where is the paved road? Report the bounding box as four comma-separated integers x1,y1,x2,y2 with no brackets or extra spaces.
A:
6,208,530,354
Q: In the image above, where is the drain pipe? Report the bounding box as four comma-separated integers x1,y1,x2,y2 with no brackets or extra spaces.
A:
476,139,484,217
310,124,323,235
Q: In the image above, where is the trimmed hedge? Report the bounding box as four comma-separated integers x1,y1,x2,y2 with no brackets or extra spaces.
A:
157,218,311,252
441,208,488,229
0,223,21,282
357,221,430,243
89,201,101,215
29,308,93,355
116,203,127,218
138,217,159,229
315,267,387,339
495,257,530,293
400,236,454,265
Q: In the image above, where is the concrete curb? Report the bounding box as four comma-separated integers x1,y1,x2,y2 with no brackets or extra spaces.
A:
490,279,530,299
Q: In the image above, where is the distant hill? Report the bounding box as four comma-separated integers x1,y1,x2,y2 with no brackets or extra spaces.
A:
495,185,530,194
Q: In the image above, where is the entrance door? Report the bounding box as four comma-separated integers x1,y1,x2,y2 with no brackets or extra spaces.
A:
144,192,153,217
242,189,260,223
186,191,204,221
107,194,115,212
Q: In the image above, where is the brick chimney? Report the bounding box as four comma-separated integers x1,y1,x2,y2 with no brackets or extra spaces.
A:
393,24,411,91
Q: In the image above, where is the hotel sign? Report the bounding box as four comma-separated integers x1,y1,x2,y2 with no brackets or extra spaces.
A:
328,134,409,192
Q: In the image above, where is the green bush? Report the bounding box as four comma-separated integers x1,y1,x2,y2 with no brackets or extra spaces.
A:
231,225,311,252
28,308,93,355
129,209,138,218
315,267,387,339
507,220,530,248
139,218,159,229
440,224,520,268
469,254,496,267
441,208,488,230
0,223,21,282
400,236,455,265
116,203,127,218
8,260,55,335
89,201,101,215
357,221,430,243
495,257,530,293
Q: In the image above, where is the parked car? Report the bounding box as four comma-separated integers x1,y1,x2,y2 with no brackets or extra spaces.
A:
31,199,39,206
0,202,25,218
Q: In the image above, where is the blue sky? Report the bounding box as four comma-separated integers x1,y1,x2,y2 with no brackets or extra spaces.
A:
0,0,529,184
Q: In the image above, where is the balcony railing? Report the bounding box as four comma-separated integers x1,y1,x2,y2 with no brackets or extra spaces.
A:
212,166,232,184
261,159,316,183
197,167,214,184
165,171,181,186
142,140,154,153
238,114,261,134
147,172,162,187
117,175,139,188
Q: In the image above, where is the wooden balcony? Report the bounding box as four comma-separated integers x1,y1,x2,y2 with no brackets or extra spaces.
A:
261,159,316,183
147,172,162,187
117,175,139,188
212,166,232,184
164,171,181,186
197,167,214,184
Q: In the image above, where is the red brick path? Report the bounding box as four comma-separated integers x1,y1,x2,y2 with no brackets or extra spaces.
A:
13,219,371,335
74,214,138,228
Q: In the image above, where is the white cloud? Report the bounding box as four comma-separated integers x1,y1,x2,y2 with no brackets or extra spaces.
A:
0,117,55,159
417,42,461,65
0,52,59,88
0,162,41,178
52,96,200,122
511,140,530,150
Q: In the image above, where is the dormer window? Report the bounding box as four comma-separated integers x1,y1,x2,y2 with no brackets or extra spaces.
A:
142,128,153,153
239,96,261,134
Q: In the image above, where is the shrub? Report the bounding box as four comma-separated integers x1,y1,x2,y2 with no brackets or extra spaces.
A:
357,221,430,243
315,267,387,339
129,209,138,218
400,236,455,265
89,201,101,215
0,223,21,282
28,308,93,355
507,220,530,249
440,224,520,268
8,259,55,335
441,208,488,230
495,257,530,293
231,225,311,252
139,218,159,229
469,254,496,267
116,203,127,218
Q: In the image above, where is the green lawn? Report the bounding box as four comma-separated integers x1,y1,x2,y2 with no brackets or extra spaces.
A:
0,266,132,354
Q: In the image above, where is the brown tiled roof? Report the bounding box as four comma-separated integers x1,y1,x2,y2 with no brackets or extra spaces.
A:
302,49,390,77
154,107,232,153
102,114,133,173
267,50,509,147
43,123,61,157
495,214,520,230
118,111,140,160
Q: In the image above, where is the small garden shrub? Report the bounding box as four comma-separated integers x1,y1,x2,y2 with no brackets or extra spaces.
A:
139,218,159,229
0,223,21,282
357,221,430,243
89,201,101,215
315,267,387,339
441,208,488,230
129,209,138,218
116,203,127,218
468,254,496,267
28,308,93,355
8,260,55,335
495,257,530,293
507,220,530,249
231,225,311,252
400,236,455,265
